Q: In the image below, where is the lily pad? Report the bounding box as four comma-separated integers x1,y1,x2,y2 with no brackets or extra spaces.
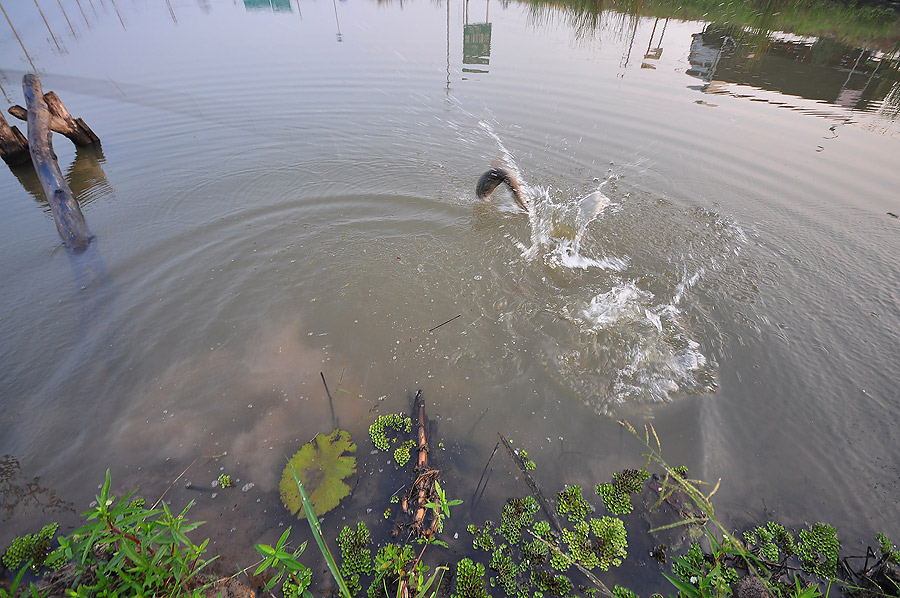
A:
280,429,357,519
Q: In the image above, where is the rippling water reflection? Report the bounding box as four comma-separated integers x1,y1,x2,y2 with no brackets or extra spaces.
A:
1,0,899,583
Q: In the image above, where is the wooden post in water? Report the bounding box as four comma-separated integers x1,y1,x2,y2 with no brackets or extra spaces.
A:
9,91,100,147
23,74,94,254
0,110,29,166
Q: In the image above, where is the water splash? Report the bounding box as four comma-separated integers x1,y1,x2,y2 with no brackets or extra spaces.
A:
558,273,715,413
474,131,742,414
519,182,626,271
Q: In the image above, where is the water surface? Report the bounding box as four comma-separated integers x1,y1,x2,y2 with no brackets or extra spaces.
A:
1,0,899,588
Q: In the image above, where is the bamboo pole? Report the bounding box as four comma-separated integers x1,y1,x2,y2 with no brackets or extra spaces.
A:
24,74,94,254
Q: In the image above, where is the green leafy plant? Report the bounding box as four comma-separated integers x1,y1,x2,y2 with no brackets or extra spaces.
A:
664,537,739,598
254,527,312,598
422,480,463,539
217,473,232,489
286,459,354,598
55,469,215,597
877,533,900,565
280,429,357,520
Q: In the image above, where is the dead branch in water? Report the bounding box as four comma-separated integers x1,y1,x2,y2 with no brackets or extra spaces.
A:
499,433,564,535
9,90,100,147
0,110,29,166
403,390,442,537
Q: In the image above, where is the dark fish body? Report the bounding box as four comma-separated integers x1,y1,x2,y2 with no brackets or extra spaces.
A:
475,166,528,212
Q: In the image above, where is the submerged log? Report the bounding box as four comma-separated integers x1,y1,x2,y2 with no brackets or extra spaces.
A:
24,74,94,254
0,110,29,166
9,90,100,147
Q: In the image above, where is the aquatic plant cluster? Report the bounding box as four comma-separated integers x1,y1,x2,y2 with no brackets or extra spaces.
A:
5,419,900,598
595,468,650,516
462,479,634,598
369,413,412,452
337,522,375,596
0,523,61,572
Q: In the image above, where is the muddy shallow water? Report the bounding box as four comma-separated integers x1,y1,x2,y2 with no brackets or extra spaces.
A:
1,0,899,590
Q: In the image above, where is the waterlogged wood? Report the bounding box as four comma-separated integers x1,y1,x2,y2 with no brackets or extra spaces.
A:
0,110,29,166
9,91,100,147
24,74,94,254
499,432,564,535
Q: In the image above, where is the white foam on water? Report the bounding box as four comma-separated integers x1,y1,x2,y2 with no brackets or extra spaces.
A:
518,181,625,271
567,272,713,411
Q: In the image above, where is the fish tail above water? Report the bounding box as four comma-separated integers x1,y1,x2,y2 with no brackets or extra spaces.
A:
475,166,528,212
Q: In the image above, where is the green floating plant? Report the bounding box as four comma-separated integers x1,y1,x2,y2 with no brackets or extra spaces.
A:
562,518,627,571
500,497,540,545
280,429,357,519
469,523,498,552
394,439,417,467
1,523,59,571
877,533,900,565
532,570,571,596
337,521,374,596
612,586,637,598
596,469,650,516
217,473,232,488
489,545,519,597
452,557,492,598
798,523,839,579
521,537,549,569
369,413,412,452
557,485,592,523
744,521,796,562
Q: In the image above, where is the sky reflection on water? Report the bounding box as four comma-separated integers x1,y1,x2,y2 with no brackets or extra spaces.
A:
1,0,899,586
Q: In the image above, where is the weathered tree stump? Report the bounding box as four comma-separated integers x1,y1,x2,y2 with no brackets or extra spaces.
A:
24,74,94,254
0,110,29,166
9,91,100,147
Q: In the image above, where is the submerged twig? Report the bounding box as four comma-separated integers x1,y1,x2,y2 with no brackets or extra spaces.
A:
428,314,461,332
152,453,226,509
321,371,337,429
526,529,615,598
498,433,564,535
470,442,500,510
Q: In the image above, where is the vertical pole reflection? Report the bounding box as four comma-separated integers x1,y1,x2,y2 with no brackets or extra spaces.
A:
34,0,63,53
446,0,450,93
56,0,79,38
109,0,126,29
333,0,342,42
73,0,90,26
0,1,37,71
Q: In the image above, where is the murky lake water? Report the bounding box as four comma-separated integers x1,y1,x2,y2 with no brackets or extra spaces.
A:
1,0,899,590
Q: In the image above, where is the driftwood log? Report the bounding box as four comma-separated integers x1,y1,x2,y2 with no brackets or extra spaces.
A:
9,90,100,147
24,74,94,254
0,110,29,166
